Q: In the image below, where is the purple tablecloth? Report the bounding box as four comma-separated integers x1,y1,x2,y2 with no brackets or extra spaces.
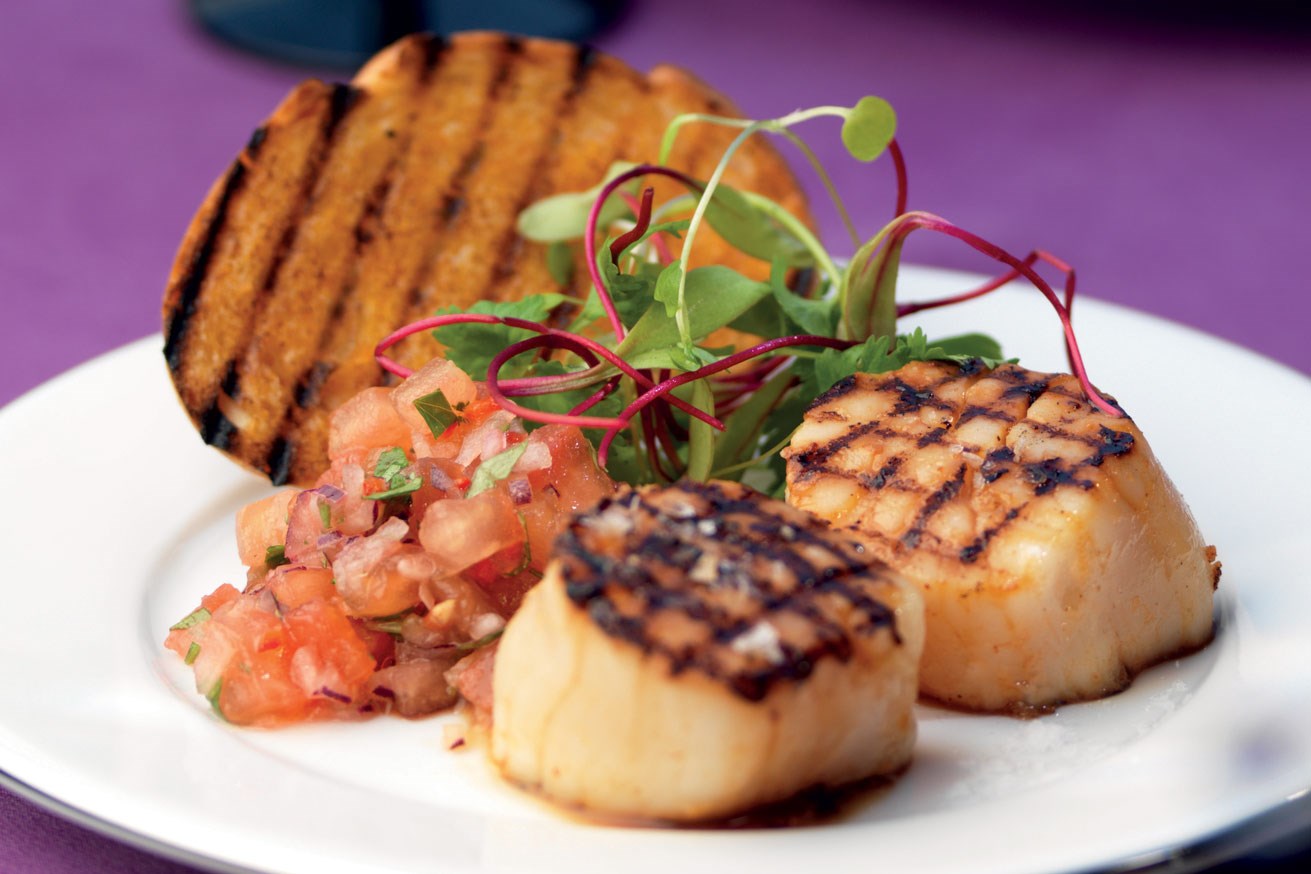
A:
2,1,1308,871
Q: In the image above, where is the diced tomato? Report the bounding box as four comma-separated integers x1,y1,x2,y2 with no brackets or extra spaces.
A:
284,600,377,702
266,565,336,610
418,489,525,577
391,358,479,454
524,424,616,514
404,456,468,536
447,645,497,728
234,490,296,569
418,575,499,642
195,597,312,726
465,562,539,616
369,658,459,718
164,583,241,658
328,386,411,461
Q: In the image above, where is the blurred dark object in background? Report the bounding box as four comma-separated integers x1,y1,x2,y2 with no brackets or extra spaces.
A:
190,0,628,69
941,0,1311,34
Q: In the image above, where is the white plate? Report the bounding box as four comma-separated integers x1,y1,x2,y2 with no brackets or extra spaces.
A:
2,266,1310,874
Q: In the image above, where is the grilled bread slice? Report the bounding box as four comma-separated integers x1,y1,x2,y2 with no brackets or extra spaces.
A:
163,31,812,485
784,361,1219,714
491,480,923,823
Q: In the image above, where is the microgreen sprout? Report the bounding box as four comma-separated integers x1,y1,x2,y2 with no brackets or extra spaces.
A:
374,96,1121,491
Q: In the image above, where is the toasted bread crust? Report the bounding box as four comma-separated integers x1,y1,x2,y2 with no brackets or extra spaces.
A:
164,32,813,485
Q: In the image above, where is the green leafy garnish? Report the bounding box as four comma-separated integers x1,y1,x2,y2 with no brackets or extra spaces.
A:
413,389,467,440
841,96,897,162
466,443,529,498
366,447,422,501
184,642,201,665
432,295,572,379
372,92,1126,491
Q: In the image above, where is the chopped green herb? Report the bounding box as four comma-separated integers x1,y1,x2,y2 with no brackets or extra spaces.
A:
365,476,422,501
413,390,467,440
264,544,289,569
366,446,422,501
206,679,225,720
456,628,505,653
373,447,409,482
184,642,201,665
466,443,529,498
170,607,211,631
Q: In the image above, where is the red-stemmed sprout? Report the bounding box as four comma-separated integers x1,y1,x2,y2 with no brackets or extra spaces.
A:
865,211,1119,417
375,100,1122,485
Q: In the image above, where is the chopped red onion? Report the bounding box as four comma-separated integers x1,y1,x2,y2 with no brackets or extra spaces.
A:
316,686,352,704
315,484,346,502
507,477,533,506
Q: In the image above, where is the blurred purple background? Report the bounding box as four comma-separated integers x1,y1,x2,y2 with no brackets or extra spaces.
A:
2,0,1309,871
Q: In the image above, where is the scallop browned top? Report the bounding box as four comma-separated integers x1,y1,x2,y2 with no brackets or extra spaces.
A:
785,360,1138,566
162,31,813,486
553,480,906,702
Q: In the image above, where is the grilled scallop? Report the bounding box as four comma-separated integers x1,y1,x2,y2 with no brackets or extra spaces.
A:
784,360,1219,715
162,31,812,486
491,480,923,823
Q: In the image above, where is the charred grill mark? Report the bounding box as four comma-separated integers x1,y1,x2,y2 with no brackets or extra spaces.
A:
198,361,241,449
811,375,859,408
406,39,515,316
1024,458,1093,495
352,163,397,248
857,456,903,490
917,427,948,448
887,378,952,416
267,436,294,486
245,125,268,155
980,447,1014,483
558,482,900,702
1092,425,1135,464
959,405,1015,426
293,360,333,409
419,32,448,80
790,420,888,467
163,158,247,374
1002,378,1050,404
956,357,987,376
959,507,1021,564
244,84,363,483
900,465,966,549
488,42,592,293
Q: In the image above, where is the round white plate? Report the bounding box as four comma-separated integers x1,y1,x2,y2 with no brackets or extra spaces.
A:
2,266,1309,874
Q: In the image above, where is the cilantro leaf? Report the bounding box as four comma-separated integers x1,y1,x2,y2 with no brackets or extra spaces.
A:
466,443,529,497
413,389,466,440
373,447,409,483
366,446,421,501
800,328,1009,397
432,295,571,379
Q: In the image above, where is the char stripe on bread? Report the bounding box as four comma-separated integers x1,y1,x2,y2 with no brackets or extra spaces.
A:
163,32,813,484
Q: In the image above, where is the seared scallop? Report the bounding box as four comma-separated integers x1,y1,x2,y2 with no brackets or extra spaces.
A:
785,360,1218,714
491,480,923,822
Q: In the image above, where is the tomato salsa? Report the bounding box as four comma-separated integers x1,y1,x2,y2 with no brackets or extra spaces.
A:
165,358,615,727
